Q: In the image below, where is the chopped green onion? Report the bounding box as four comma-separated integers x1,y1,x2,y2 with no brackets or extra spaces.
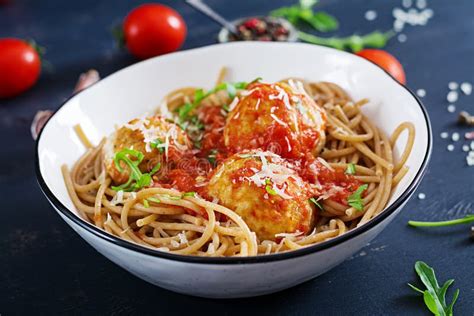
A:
347,184,368,211
150,139,165,153
265,179,277,195
183,192,196,198
143,199,150,208
345,163,356,175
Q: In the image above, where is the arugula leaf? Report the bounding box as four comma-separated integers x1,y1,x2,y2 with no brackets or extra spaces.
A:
300,0,317,9
345,163,356,175
111,149,161,192
304,12,339,32
150,139,165,153
347,184,368,211
298,30,394,52
408,261,459,316
309,197,324,211
408,214,474,227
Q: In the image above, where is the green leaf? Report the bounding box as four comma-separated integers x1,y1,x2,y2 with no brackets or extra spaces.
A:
300,0,318,9
305,12,339,32
265,179,277,195
409,261,460,316
423,290,440,315
345,163,356,175
408,283,424,294
347,184,368,211
226,83,237,99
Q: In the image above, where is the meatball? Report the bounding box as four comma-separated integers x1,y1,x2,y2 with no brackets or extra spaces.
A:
104,115,191,184
207,150,315,241
224,82,326,159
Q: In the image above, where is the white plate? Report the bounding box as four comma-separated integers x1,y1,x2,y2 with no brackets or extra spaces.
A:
36,42,432,298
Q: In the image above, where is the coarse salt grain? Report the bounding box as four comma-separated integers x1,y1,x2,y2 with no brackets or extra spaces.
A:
416,89,426,97
462,145,470,152
440,132,449,139
447,144,454,151
467,154,474,166
471,141,474,150
460,82,472,95
447,104,456,113
418,193,426,200
402,0,412,8
448,82,458,90
452,132,460,142
447,90,458,103
397,33,407,42
365,10,377,21
416,0,427,9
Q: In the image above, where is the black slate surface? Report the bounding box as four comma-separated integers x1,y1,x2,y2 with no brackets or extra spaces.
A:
0,0,473,314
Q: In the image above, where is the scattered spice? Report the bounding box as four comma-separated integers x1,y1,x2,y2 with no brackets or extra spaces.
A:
458,111,474,126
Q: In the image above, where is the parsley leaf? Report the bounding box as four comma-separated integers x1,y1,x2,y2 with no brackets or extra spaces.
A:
408,261,459,316
111,148,161,192
309,197,324,211
345,163,356,175
347,184,368,211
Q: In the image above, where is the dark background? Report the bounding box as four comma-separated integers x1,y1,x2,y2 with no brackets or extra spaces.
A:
1,0,473,314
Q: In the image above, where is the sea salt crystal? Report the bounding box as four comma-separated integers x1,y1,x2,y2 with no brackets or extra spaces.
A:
416,0,427,9
447,144,454,151
452,133,460,142
447,91,458,103
440,132,449,139
416,89,426,97
448,82,458,90
462,145,470,152
467,154,474,166
402,0,412,8
460,82,472,95
471,141,474,150
447,104,456,113
365,10,377,21
418,193,426,200
394,19,405,32
397,33,407,42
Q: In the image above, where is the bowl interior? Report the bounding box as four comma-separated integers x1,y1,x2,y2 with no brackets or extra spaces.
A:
37,42,430,246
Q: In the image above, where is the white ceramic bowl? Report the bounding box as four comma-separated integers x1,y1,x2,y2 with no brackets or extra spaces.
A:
36,42,432,298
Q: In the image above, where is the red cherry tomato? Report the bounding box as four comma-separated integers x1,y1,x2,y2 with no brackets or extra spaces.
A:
123,4,187,60
356,49,406,84
0,38,41,99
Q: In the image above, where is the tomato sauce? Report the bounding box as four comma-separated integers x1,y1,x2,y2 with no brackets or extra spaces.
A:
151,82,361,208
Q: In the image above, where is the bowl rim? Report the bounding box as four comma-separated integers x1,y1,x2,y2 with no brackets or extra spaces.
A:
35,42,433,265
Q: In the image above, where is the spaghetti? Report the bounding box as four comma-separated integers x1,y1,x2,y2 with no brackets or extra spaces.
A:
62,68,415,257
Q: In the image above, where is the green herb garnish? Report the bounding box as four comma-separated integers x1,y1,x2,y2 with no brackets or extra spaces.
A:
150,139,165,153
147,197,161,204
271,0,339,32
408,261,459,316
207,149,218,165
265,179,277,196
408,214,474,228
347,184,368,211
111,148,161,192
345,163,356,175
175,81,251,123
298,30,394,52
309,197,324,211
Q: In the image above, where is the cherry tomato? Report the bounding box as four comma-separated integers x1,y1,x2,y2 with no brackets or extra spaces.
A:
123,4,187,60
0,38,41,99
356,49,406,84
